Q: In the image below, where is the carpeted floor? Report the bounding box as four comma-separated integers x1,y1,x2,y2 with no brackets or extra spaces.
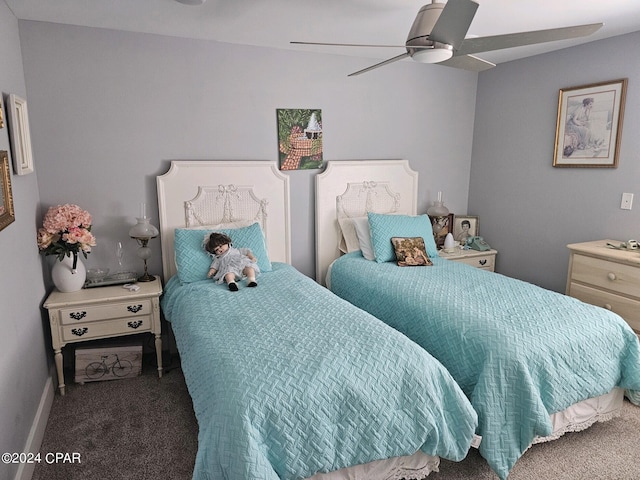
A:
33,357,640,480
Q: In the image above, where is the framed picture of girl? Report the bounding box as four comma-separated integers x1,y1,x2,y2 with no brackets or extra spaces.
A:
452,216,478,246
553,78,627,168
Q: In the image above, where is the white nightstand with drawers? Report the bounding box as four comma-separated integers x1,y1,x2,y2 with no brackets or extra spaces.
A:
439,248,497,272
566,239,640,334
44,277,163,395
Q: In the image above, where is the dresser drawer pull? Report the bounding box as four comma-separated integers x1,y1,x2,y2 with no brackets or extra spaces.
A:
479,259,487,266
69,311,87,320
71,327,88,336
127,320,143,329
127,304,144,313
604,304,613,311
607,272,617,281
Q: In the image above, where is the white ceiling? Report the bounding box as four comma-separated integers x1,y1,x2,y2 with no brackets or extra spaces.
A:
5,0,640,68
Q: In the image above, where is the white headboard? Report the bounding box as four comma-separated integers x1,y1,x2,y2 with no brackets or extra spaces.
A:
157,161,291,283
315,160,418,285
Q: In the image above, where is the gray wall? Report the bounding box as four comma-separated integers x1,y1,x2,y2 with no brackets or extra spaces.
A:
0,4,49,480
470,31,640,293
19,21,478,280
3,10,639,478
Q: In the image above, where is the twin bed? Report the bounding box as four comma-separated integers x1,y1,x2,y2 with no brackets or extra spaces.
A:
157,159,640,480
315,159,640,479
156,161,478,480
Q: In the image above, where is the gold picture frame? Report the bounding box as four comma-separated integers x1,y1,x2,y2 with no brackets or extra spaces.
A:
553,78,627,168
0,151,16,231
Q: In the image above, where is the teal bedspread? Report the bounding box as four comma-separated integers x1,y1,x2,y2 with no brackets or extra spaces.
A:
161,262,477,480
330,252,640,479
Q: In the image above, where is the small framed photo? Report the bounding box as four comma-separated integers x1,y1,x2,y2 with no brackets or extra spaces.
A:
452,216,478,245
428,213,453,250
553,78,627,168
7,94,35,175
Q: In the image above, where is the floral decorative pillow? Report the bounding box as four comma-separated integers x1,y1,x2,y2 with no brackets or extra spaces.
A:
391,237,433,267
368,213,438,262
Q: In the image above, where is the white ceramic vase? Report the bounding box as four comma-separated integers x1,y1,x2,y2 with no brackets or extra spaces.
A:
51,254,86,292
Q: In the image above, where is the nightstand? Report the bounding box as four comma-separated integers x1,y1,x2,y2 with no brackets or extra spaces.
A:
44,277,163,395
439,248,498,272
566,239,640,334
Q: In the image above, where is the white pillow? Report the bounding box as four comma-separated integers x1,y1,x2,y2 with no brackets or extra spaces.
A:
337,216,364,253
352,217,375,261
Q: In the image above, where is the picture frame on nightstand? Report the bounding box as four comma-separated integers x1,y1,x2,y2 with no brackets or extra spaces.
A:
452,215,478,246
429,213,454,250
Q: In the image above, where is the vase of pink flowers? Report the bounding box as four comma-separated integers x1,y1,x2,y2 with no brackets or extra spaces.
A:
37,204,96,292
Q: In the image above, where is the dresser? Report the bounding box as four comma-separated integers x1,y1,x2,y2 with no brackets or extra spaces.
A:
44,277,163,395
566,239,640,334
439,247,497,271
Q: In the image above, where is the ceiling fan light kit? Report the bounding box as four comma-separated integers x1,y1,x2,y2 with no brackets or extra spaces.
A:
411,44,453,63
291,0,602,76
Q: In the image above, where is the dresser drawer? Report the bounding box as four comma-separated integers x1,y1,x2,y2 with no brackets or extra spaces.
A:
570,254,640,298
61,316,152,342
569,283,640,332
59,299,152,325
453,254,495,270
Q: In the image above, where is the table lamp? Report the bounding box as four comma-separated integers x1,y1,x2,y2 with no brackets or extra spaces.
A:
129,203,159,282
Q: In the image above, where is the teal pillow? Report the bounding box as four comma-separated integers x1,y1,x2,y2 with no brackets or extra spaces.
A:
367,213,438,262
174,222,272,283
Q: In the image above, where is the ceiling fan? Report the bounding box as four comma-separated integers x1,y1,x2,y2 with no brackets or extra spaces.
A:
291,0,602,76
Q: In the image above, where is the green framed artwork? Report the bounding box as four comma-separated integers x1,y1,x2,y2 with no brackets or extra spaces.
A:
277,109,323,170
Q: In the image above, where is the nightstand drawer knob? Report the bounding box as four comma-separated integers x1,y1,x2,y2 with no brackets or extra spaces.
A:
69,311,87,320
127,305,144,313
479,259,487,266
604,303,613,311
127,320,143,329
607,272,617,281
71,327,88,336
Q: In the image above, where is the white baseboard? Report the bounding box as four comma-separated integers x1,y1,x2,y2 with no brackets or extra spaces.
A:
14,373,55,480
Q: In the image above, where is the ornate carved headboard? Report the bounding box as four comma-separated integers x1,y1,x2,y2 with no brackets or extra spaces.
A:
315,160,418,285
157,161,291,283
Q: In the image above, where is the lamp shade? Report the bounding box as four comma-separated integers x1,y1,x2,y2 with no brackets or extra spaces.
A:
427,201,449,217
427,191,449,217
129,217,159,239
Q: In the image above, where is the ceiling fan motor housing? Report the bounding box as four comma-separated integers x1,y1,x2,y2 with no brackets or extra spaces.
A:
407,3,443,45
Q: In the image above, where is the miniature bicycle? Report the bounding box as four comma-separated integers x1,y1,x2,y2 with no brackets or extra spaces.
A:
85,354,133,380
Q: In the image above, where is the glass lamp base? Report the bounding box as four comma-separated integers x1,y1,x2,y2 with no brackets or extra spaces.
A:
137,273,155,282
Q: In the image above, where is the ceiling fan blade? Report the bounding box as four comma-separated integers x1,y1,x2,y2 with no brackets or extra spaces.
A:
438,54,495,72
348,53,410,77
291,41,406,48
457,23,603,56
429,0,478,50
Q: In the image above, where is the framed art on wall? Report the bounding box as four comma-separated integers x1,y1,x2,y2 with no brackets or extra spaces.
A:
553,78,627,168
277,109,323,171
0,151,16,232
7,94,35,175
452,216,478,245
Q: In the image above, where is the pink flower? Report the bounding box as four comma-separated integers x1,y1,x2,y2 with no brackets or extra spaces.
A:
37,204,96,263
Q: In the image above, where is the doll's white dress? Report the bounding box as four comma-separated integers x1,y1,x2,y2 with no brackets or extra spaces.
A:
209,247,260,284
